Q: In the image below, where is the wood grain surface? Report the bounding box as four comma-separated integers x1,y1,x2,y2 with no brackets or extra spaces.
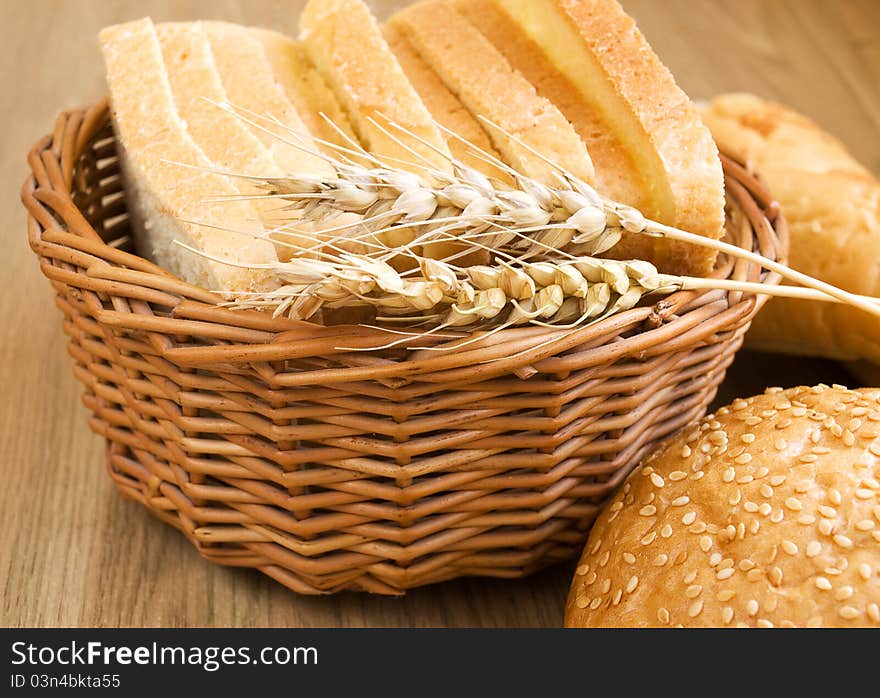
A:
1,0,877,628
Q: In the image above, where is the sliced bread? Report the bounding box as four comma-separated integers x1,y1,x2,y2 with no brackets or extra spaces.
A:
299,0,453,174
250,27,358,153
478,0,725,275
202,21,332,177
389,0,595,186
100,18,277,293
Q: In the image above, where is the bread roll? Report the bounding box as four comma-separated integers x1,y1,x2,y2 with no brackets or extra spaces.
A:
388,0,595,186
566,385,880,628
100,18,277,293
299,0,452,173
701,93,880,365
473,0,724,276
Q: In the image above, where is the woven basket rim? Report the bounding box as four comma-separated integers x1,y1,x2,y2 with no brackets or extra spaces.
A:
22,99,789,382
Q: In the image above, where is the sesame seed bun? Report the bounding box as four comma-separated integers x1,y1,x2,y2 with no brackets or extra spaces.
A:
565,385,880,628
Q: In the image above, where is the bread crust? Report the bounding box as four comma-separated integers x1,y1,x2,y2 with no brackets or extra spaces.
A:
566,385,880,628
701,93,880,364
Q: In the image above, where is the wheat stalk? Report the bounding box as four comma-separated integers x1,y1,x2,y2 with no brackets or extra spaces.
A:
175,105,880,332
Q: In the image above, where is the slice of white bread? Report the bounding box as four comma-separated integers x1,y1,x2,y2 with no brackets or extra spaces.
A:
388,0,595,186
100,18,277,293
478,0,725,276
299,0,453,174
701,93,880,366
202,21,332,177
250,27,358,153
382,23,509,183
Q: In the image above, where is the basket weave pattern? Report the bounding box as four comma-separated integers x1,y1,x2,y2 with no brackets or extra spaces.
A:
22,101,787,594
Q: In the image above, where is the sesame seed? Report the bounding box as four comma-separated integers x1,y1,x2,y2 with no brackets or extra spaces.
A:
741,433,756,443
855,488,874,500
825,566,843,576
746,600,759,616
744,501,759,513
709,553,722,566
874,505,880,522
769,475,786,486
601,578,612,594
650,473,665,488
857,519,875,531
812,446,831,455
599,551,611,566
589,597,602,610
747,569,764,582
835,586,854,601
624,575,638,594
834,534,854,549
660,524,673,538
688,600,704,618
875,531,880,542
810,429,822,444
819,519,834,536
685,584,702,599
671,495,691,508
785,497,803,511
798,515,816,525
818,506,836,518
682,512,697,525
769,567,783,586
680,445,692,458
760,484,774,499
745,416,762,426
759,503,772,516
584,571,597,586
576,596,589,609
740,558,756,570
749,520,761,534
770,509,784,523
839,606,860,620
806,541,822,558
722,607,734,625
684,570,698,584
669,470,687,481
737,475,754,484
735,453,753,465
774,438,788,451
792,407,807,417
692,471,705,481
815,577,832,590
717,568,735,580
591,539,603,554
641,532,657,546
729,490,742,506
794,481,812,494
757,619,774,628
722,467,735,483
868,604,880,623
612,589,623,606
719,558,734,570
652,553,668,566
718,589,736,602
843,430,856,447
623,552,636,565
639,505,657,516
781,540,798,555
850,418,865,431
657,607,670,624
699,536,712,552
756,467,770,479
806,617,823,628
776,419,793,429
799,454,818,464
829,489,842,506
576,564,590,576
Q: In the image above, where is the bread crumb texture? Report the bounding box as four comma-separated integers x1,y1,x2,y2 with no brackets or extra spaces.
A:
565,385,880,627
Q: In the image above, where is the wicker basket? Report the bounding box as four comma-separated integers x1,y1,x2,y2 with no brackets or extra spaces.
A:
22,100,787,594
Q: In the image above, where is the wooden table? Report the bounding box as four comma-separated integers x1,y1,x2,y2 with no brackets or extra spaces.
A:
2,0,877,628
